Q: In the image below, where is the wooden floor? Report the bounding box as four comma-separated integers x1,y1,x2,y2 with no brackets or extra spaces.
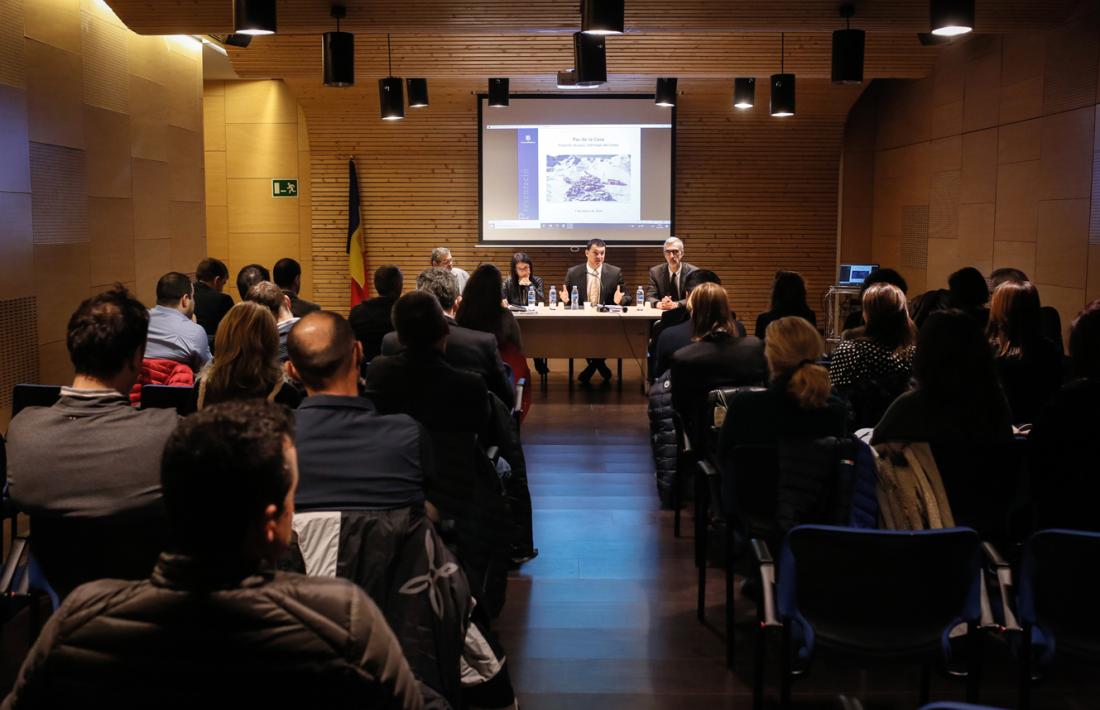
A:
498,361,1098,710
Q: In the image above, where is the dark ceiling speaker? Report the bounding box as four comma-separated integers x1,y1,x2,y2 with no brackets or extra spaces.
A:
488,78,510,107
581,0,625,35
733,77,754,109
930,0,974,36
831,30,864,84
378,77,404,120
655,77,677,107
573,32,607,87
322,32,354,86
233,0,276,35
770,73,795,117
407,78,429,107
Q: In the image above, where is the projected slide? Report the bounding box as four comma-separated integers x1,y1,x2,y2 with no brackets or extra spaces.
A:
480,96,673,245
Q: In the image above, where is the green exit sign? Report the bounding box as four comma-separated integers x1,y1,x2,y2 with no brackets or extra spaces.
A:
272,179,298,197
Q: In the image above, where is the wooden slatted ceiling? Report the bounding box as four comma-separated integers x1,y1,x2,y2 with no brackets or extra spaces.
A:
106,0,1075,36
226,32,942,81
291,78,861,324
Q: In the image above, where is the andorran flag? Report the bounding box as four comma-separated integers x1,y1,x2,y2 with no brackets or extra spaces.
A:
347,159,368,307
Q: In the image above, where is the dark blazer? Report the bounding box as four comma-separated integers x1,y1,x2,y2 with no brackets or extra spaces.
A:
564,263,633,307
380,315,514,409
348,295,398,363
192,281,232,345
365,349,492,439
670,333,767,446
285,290,321,318
646,263,698,306
502,275,545,307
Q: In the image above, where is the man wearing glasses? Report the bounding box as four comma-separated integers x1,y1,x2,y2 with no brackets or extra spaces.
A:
645,237,698,309
430,247,469,293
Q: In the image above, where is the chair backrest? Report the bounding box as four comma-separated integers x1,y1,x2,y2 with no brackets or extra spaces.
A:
139,385,197,415
706,386,765,457
779,525,982,656
919,704,1009,710
930,438,1027,545
1018,529,1100,660
11,384,61,417
720,444,781,542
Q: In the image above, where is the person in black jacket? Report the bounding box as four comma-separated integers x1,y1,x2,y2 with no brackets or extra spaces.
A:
559,239,633,383
349,264,403,364
501,252,544,307
192,258,233,351
947,266,990,327
671,283,767,447
2,400,426,710
755,270,816,339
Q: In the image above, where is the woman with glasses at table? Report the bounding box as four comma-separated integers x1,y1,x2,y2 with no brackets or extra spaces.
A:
501,252,548,375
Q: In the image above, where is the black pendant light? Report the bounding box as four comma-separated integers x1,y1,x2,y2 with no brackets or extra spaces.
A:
733,77,755,109
378,35,404,120
573,32,607,87
233,0,276,35
655,77,677,107
322,5,353,87
407,78,429,107
488,78,509,107
581,0,624,35
930,0,974,36
770,33,795,117
831,4,864,85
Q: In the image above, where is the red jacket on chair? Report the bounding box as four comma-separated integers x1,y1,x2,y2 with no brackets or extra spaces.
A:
129,358,194,407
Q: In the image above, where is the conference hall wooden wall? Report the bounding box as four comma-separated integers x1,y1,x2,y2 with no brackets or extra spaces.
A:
288,77,863,323
0,0,205,426
839,8,1100,342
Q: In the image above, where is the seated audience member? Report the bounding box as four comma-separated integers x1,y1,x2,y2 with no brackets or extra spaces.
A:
369,291,492,437
947,266,990,326
841,267,909,333
6,286,177,598
755,270,817,339
1030,300,1100,530
721,316,849,451
431,247,469,293
236,262,270,300
872,309,1012,445
2,400,425,709
349,264,403,363
286,313,517,709
671,283,767,446
144,271,211,371
244,280,298,362
457,264,523,351
382,268,513,409
910,288,952,330
197,302,301,410
987,280,1064,423
991,266,1064,355
653,270,745,378
830,283,917,429
274,257,321,317
501,253,547,375
192,257,233,349
645,237,698,309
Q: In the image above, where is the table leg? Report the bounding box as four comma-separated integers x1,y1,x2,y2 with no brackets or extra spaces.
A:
617,358,623,392
568,358,574,388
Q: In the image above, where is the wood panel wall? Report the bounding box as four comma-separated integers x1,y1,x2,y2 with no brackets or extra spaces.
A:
838,9,1100,343
290,77,863,325
203,79,314,301
0,0,205,425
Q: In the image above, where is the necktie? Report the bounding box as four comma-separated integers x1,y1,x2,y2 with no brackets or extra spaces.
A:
670,271,679,301
588,270,600,305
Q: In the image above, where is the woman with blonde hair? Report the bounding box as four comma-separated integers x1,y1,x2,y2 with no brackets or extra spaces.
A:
197,301,301,409
719,316,849,450
670,283,767,445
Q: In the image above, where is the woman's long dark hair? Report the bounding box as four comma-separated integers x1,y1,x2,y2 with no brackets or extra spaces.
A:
456,263,505,336
509,252,533,285
770,270,809,315
915,309,1004,412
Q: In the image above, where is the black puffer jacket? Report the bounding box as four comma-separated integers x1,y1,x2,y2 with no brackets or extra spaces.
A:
1,553,425,710
648,371,677,507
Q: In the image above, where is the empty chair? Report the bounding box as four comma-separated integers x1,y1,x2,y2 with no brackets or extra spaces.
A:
11,385,60,417
755,526,983,709
139,384,197,415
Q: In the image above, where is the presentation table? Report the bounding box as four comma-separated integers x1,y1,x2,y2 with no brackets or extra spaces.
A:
513,306,663,389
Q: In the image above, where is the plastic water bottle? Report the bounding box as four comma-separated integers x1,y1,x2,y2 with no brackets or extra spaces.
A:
570,285,579,310
548,286,557,310
636,286,644,311
527,285,536,310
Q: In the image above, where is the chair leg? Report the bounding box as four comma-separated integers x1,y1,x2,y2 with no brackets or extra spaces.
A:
780,623,792,710
1019,623,1032,710
672,460,681,538
725,522,735,670
965,622,982,704
695,465,708,622
753,598,767,710
918,663,931,705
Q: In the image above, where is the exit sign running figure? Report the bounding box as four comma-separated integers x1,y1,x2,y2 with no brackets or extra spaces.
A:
272,179,298,197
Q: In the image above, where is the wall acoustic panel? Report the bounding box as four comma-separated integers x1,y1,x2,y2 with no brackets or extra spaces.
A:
901,205,930,269
1042,17,1100,115
80,10,128,114
30,141,88,244
0,296,39,415
928,171,960,241
0,0,24,88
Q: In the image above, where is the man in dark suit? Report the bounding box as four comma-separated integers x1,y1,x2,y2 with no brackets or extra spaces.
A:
381,267,515,410
274,257,321,317
645,237,698,309
348,264,403,363
192,258,233,350
559,239,633,383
